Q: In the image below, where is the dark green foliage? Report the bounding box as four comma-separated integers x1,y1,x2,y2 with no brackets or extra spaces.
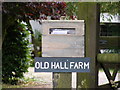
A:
2,22,31,84
100,2,120,15
100,23,120,53
100,23,120,36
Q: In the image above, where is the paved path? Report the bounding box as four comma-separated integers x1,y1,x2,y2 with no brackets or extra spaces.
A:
24,67,52,88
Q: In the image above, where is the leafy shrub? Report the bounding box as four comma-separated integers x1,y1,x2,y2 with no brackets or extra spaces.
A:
2,22,31,84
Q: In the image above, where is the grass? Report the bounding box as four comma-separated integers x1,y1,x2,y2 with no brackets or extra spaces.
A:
2,77,40,88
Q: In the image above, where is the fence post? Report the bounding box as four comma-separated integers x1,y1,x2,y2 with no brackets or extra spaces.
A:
77,3,100,89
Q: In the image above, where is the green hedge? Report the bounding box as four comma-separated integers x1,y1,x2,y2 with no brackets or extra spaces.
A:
2,22,31,84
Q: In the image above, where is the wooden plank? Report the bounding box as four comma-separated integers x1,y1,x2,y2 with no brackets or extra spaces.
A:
42,48,84,57
77,3,100,89
97,54,120,64
42,36,84,57
42,20,84,36
99,36,120,49
42,36,84,49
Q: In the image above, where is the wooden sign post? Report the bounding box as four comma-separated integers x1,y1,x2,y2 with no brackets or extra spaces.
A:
41,3,100,89
77,3,100,89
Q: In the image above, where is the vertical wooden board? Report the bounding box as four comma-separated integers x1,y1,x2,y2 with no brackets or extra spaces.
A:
53,73,71,88
77,3,100,89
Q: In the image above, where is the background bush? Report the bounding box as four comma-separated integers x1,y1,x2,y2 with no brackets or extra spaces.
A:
2,21,31,84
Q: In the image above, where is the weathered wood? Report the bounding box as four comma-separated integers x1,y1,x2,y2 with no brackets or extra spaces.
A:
53,72,71,88
77,3,100,89
97,54,120,63
42,36,84,57
42,20,85,88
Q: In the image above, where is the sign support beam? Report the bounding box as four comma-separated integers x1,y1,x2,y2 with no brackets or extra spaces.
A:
77,3,100,89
